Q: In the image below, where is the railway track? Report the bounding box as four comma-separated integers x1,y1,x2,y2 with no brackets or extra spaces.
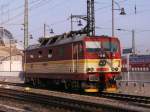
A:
0,86,149,112
100,92,150,104
0,82,150,111
0,81,26,87
0,81,150,105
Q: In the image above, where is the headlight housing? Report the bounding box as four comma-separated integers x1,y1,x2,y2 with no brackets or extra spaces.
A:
87,67,94,72
112,60,120,67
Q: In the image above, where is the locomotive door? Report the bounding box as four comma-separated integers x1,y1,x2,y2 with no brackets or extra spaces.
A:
72,43,79,73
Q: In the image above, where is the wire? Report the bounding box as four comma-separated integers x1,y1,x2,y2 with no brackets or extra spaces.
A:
1,0,52,25
1,0,42,16
30,0,51,10
50,19,69,26
96,5,111,12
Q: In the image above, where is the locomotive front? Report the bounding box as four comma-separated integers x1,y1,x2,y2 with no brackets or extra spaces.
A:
84,37,121,92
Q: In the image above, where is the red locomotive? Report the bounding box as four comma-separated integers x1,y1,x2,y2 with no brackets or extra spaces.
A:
24,0,121,92
24,32,122,92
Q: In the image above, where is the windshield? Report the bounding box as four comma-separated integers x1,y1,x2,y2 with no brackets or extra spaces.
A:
85,41,101,52
85,40,119,53
102,41,119,52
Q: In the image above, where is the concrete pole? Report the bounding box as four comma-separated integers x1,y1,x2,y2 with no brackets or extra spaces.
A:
112,0,114,37
44,23,46,37
24,0,28,49
132,30,135,54
24,0,28,74
127,54,130,81
9,39,11,72
71,14,73,31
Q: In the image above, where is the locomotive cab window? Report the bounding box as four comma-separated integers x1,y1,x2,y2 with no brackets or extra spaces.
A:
38,51,42,58
85,41,101,52
48,49,52,58
102,41,119,52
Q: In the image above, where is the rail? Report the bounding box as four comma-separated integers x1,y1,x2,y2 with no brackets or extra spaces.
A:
100,92,150,104
0,86,149,112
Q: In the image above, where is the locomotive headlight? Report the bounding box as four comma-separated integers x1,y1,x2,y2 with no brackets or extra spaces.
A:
87,67,95,72
102,54,105,57
99,54,103,57
113,60,120,67
99,54,105,58
91,67,94,72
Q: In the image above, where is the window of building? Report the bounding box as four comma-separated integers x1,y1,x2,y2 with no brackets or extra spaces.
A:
143,67,145,71
146,67,149,71
140,67,142,71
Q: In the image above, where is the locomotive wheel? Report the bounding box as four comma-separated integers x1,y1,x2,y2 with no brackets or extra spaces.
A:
64,81,72,90
64,81,82,91
24,77,33,85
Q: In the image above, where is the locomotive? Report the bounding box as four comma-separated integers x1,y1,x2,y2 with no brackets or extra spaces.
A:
24,31,122,92
24,0,122,92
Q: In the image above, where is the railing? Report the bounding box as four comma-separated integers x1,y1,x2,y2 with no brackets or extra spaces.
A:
117,80,150,96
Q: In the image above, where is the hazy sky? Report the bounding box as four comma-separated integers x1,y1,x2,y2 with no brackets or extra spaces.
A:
0,0,150,53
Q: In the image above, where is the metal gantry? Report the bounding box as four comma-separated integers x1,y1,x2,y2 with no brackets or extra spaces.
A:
70,0,95,36
87,0,95,36
112,0,126,36
24,0,28,49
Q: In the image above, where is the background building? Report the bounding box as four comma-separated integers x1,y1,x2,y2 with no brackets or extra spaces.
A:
0,27,23,82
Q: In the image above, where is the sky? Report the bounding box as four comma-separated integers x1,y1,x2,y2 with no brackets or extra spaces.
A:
0,0,150,53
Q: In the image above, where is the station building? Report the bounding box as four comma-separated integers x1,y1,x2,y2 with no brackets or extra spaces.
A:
0,27,23,82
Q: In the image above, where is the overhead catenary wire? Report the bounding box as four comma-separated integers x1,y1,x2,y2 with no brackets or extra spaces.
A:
3,0,70,41
0,0,52,26
1,0,150,46
1,0,43,16
0,0,43,27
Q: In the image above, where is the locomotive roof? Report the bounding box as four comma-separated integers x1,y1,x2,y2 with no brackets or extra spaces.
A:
27,34,87,50
27,31,115,50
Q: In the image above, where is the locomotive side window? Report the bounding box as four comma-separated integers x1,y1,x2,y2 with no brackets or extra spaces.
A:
73,44,78,55
79,43,83,57
59,47,65,57
73,43,83,58
38,51,42,58
48,49,52,58
30,54,34,58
